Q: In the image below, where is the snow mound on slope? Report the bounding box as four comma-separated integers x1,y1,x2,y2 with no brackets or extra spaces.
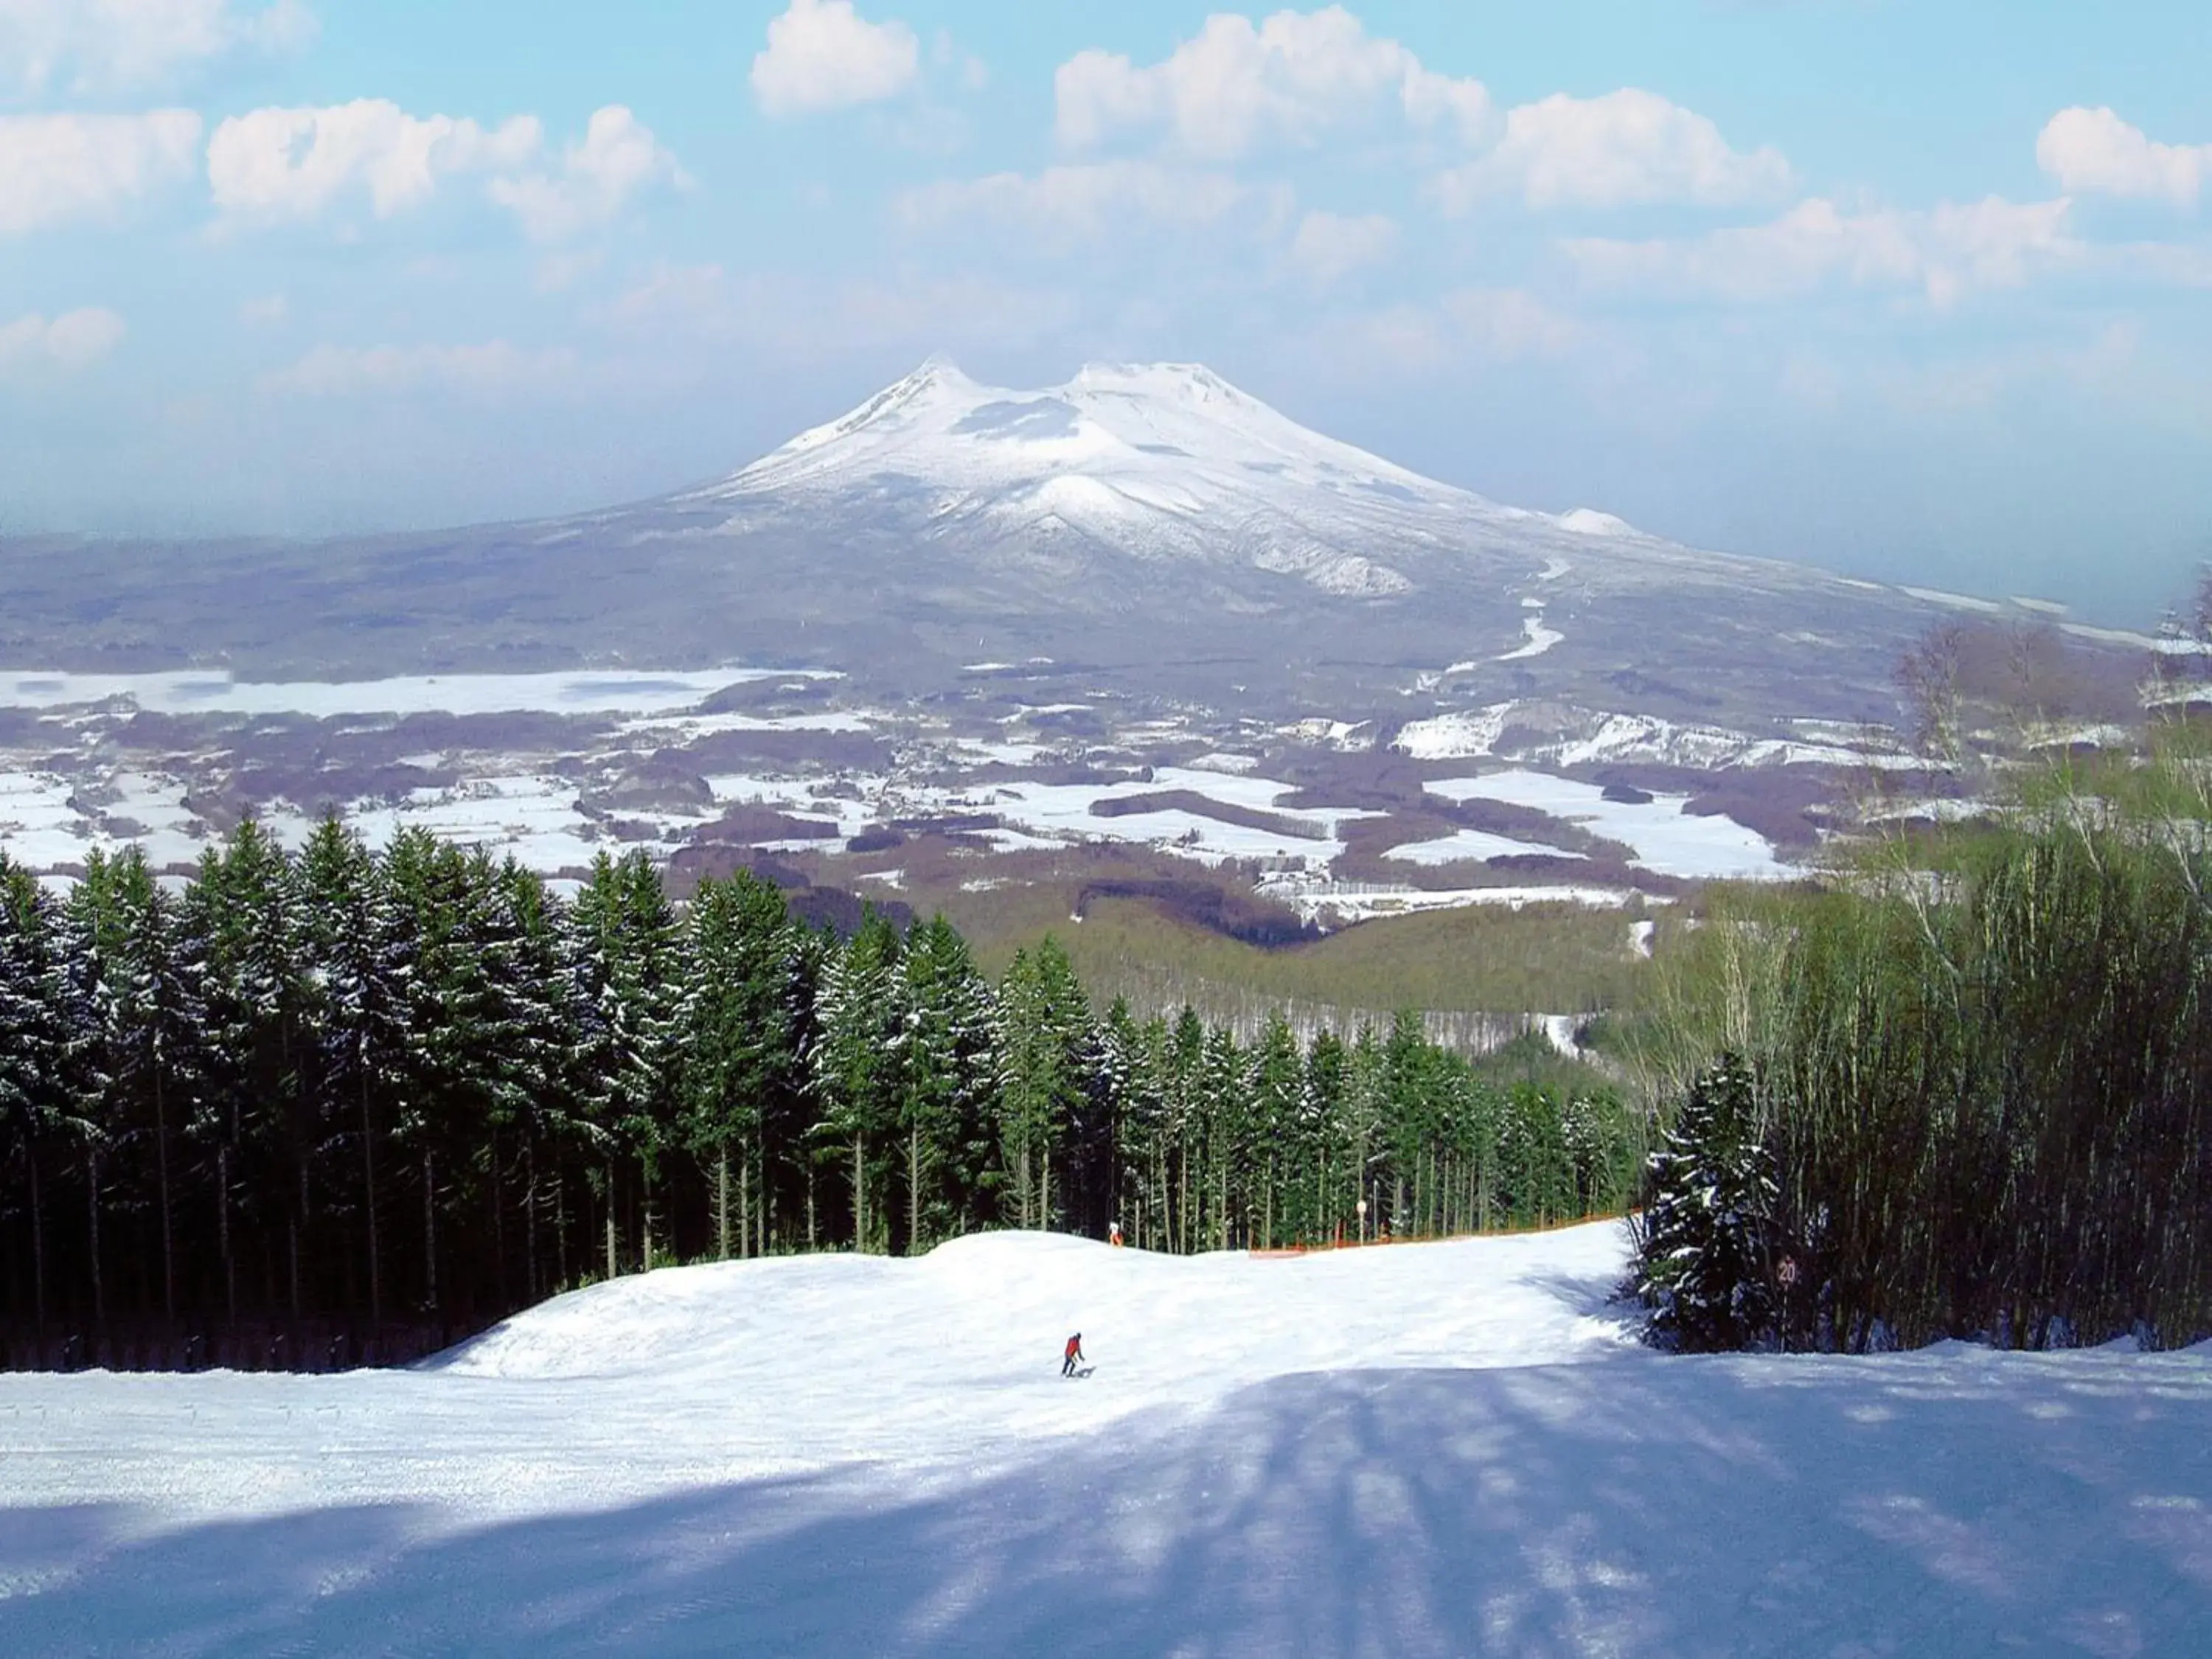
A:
434,1223,1638,1396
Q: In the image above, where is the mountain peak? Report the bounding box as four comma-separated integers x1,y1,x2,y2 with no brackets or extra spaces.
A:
1065,361,1246,404
698,358,1534,601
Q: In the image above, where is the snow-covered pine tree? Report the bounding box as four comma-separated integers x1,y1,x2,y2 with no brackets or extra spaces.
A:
1060,991,1131,1243
0,857,79,1329
1116,1011,1174,1251
1164,1006,1206,1253
1298,1028,1349,1245
809,908,905,1253
566,851,686,1276
1633,1051,1781,1352
1342,1022,1388,1242
993,940,1088,1232
1197,1022,1249,1250
897,914,994,1253
682,872,800,1261
487,857,585,1298
299,818,408,1323
50,866,116,1323
1249,1013,1301,1251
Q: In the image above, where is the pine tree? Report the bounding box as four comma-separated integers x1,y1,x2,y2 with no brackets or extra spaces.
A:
681,872,799,1261
1197,1022,1248,1249
1116,1011,1173,1250
299,818,407,1322
994,940,1088,1232
897,914,994,1253
1164,1006,1207,1252
0,858,80,1329
486,857,585,1297
808,908,905,1252
1299,1029,1349,1244
1249,1014,1301,1250
1634,1051,1781,1352
559,851,686,1276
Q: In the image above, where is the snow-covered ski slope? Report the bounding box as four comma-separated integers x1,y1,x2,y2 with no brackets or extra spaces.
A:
7,1224,2212,1656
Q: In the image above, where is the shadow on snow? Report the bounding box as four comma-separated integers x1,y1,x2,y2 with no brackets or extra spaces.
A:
7,1354,2212,1657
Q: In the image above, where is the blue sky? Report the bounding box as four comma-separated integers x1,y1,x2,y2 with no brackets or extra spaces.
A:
3,1,2208,621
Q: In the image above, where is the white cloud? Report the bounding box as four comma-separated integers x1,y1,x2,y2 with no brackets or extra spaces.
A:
899,159,1257,243
1288,208,1397,285
751,0,919,118
208,99,541,222
0,0,313,94
0,109,201,233
0,306,125,370
1567,195,2079,306
1055,7,1489,160
1434,88,1790,212
486,105,685,242
262,338,578,397
2037,107,2209,208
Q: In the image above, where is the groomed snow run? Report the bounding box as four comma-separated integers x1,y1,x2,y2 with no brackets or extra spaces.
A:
5,1225,2212,1655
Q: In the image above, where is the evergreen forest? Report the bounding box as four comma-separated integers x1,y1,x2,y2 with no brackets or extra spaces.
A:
0,822,1638,1370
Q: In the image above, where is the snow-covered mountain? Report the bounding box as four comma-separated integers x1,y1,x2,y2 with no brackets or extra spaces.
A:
687,358,1722,597
693,358,1595,599
637,357,1972,729
0,356,2089,742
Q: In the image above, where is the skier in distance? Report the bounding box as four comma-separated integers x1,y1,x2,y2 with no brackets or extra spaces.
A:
1062,1332,1085,1377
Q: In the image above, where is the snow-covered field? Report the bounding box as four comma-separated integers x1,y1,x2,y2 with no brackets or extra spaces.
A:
0,669,819,719
1384,827,1585,867
5,1225,2209,1655
1428,771,1788,881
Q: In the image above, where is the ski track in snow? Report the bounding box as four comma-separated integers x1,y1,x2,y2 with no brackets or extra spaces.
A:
4,1225,2212,1655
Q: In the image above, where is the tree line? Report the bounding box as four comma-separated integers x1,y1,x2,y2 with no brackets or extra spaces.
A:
1628,728,2212,1352
0,821,1637,1365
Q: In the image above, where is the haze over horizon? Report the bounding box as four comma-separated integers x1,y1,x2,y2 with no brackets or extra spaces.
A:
4,0,2208,624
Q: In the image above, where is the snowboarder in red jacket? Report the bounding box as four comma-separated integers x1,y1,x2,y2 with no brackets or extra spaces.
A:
1062,1332,1085,1377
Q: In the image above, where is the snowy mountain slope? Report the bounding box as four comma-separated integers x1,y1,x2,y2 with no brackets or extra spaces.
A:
6,1227,2212,1655
630,357,1980,735
692,358,1548,599
0,355,2055,747
686,357,1863,610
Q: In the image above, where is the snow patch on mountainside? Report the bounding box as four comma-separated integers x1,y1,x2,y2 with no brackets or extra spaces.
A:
1498,613,1565,661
